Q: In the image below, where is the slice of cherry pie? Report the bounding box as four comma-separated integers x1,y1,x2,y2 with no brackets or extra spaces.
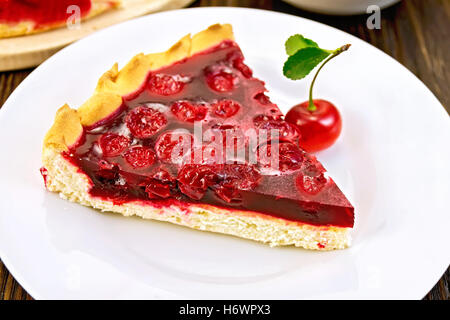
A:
41,24,354,250
0,0,119,38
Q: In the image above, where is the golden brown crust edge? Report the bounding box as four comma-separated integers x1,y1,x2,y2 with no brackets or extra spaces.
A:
0,1,120,39
43,105,83,152
42,23,234,155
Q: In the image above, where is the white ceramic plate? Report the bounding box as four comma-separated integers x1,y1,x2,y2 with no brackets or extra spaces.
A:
0,7,449,300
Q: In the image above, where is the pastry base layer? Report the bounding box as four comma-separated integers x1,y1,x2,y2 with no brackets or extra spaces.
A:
43,148,351,250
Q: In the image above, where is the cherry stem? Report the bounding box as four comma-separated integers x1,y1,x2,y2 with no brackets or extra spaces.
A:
308,44,351,112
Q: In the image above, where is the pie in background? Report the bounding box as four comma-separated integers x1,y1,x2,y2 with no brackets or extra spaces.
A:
0,0,120,38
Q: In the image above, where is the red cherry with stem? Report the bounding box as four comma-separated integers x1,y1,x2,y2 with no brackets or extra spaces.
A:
286,99,342,152
285,44,350,152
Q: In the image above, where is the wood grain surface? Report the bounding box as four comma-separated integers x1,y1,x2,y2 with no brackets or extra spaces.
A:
0,0,448,300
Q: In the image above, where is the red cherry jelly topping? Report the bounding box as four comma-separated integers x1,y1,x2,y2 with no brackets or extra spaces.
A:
177,163,260,202
143,170,175,199
125,106,167,139
155,131,194,164
205,124,246,150
62,40,354,228
217,163,261,190
170,101,207,122
96,160,119,180
191,144,226,165
253,93,272,106
99,133,130,157
254,115,300,141
205,66,237,92
124,146,156,169
177,164,218,200
145,180,172,199
257,141,304,172
213,99,241,118
296,155,328,195
148,74,185,96
0,0,92,28
227,50,253,78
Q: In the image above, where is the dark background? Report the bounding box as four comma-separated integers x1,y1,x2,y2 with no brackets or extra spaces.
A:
0,0,448,300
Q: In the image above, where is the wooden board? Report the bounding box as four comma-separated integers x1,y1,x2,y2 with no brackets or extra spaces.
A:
0,0,194,71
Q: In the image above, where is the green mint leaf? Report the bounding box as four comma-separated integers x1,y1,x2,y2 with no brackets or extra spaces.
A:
285,34,319,56
283,47,330,80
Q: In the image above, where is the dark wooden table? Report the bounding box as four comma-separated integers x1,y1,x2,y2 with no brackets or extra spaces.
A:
0,0,448,300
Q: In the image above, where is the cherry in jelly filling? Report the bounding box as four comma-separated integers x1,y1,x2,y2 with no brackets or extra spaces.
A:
62,40,354,228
